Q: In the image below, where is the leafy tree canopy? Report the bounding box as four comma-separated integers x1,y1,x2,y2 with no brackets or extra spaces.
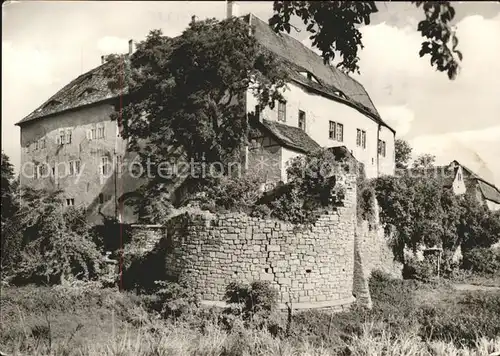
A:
412,153,436,169
395,139,413,170
270,1,462,79
1,152,17,223
105,17,288,186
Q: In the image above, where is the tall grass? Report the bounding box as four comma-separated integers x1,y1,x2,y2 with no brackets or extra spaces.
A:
1,276,500,356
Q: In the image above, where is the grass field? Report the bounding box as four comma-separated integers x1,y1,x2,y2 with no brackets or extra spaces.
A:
1,273,499,356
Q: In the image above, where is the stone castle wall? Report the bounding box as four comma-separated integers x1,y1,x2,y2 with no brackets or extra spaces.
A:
128,174,401,310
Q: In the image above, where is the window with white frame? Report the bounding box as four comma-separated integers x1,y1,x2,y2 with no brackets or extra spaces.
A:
298,110,306,131
277,101,286,122
329,121,343,142
68,160,81,176
97,124,105,139
378,139,386,157
66,129,72,144
65,198,75,206
356,129,367,149
57,129,65,145
33,163,39,179
101,156,110,176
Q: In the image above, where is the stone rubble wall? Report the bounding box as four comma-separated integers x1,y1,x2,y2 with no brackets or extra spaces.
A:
128,174,401,310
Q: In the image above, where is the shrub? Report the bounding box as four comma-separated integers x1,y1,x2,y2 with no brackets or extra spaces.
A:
153,280,199,320
402,256,436,282
461,248,500,275
257,149,347,224
10,188,102,285
199,174,264,214
224,280,279,329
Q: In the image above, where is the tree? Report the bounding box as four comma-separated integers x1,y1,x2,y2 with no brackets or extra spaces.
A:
395,139,413,170
9,188,101,285
412,153,436,169
104,17,288,195
374,175,446,262
1,152,17,223
270,1,462,79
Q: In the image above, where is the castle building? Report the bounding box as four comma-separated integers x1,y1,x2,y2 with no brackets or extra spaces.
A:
16,4,395,223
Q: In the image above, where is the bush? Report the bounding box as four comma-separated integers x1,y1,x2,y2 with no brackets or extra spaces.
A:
199,174,264,214
402,257,436,282
224,280,280,332
461,248,500,275
153,280,199,320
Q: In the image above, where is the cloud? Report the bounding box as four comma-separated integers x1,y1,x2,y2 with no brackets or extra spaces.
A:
2,41,56,86
378,105,415,137
97,36,130,54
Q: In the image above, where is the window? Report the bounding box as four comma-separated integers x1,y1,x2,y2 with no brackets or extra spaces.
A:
329,121,343,142
457,172,462,181
356,129,366,149
38,164,47,177
378,139,386,157
277,101,286,122
58,130,65,145
40,138,46,149
33,163,39,179
91,127,96,140
68,160,81,175
97,125,105,139
298,110,306,131
101,156,110,176
34,140,39,150
66,129,72,144
99,193,104,204
65,198,75,207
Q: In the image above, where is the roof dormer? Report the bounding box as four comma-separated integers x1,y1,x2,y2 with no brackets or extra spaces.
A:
44,99,62,109
299,70,320,84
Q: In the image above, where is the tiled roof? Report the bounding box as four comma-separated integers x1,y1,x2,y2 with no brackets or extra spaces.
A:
18,14,391,134
249,15,393,132
455,161,500,204
477,180,500,204
16,59,127,126
258,119,321,154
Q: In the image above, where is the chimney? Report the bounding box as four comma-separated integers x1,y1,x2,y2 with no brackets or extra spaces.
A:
191,15,197,25
226,1,239,18
128,39,134,55
101,55,105,65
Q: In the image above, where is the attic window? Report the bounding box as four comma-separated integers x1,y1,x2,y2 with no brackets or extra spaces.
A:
80,87,96,98
45,100,61,108
299,71,319,84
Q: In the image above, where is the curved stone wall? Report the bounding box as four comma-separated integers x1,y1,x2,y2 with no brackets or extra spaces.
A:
163,175,358,309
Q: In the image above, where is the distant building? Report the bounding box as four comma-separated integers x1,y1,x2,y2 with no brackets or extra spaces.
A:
16,6,396,223
406,160,500,212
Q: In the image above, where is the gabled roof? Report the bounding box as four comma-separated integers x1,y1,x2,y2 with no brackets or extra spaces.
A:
256,119,321,154
18,14,392,134
453,160,500,204
248,15,394,133
16,59,125,126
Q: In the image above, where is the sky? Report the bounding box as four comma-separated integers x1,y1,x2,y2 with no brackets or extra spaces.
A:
2,1,500,186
